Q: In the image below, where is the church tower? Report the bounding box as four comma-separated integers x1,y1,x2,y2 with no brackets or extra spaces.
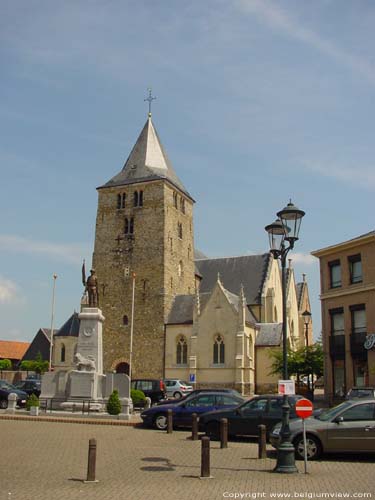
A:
92,110,195,377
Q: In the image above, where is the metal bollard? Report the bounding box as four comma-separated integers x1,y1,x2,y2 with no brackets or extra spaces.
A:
191,413,198,440
200,436,211,478
85,438,98,483
167,409,173,433
220,418,228,449
258,424,267,459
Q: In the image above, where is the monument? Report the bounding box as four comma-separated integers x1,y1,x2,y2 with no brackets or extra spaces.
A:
40,265,132,418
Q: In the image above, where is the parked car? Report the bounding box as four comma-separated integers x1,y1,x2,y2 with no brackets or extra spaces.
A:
131,379,167,404
141,391,245,430
199,394,304,439
163,379,193,399
346,387,375,400
13,379,41,397
0,380,28,409
156,388,244,405
270,398,375,460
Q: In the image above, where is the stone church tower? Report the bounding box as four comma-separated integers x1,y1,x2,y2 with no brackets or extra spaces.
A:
92,113,195,377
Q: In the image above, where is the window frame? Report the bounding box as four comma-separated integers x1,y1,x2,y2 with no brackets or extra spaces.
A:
328,259,341,288
348,254,362,284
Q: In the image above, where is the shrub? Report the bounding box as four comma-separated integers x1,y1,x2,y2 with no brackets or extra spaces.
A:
131,389,146,407
0,359,12,370
107,389,122,415
26,393,40,411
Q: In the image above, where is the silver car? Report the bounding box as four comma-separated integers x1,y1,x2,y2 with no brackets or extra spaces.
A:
270,398,375,460
163,379,193,399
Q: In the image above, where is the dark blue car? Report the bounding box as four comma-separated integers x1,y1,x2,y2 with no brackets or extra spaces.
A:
140,391,244,430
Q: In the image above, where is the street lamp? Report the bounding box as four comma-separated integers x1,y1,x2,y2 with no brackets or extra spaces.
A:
49,274,58,372
302,309,312,347
265,200,305,474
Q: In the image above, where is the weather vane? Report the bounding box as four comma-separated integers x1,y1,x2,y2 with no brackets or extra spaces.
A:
144,88,156,117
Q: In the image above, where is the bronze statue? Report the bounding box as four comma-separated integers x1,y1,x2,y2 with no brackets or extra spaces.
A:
82,261,99,307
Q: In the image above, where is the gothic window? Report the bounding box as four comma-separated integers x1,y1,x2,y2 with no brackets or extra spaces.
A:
173,192,178,208
122,193,126,208
133,191,138,207
180,197,185,214
125,218,134,235
123,315,129,326
213,335,225,364
178,222,183,239
117,194,121,209
60,344,66,363
125,218,129,234
139,190,143,206
117,193,126,209
176,336,188,365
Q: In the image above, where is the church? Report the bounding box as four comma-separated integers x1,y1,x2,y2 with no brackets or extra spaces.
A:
51,109,312,395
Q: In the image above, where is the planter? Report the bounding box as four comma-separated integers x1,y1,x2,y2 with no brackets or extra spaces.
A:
30,406,39,416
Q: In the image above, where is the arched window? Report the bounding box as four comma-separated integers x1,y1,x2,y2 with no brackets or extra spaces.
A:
177,222,183,239
139,190,143,206
180,197,185,214
123,315,129,326
176,336,187,365
122,193,126,208
117,194,121,209
60,344,66,363
213,335,225,364
125,218,129,234
173,192,178,208
129,217,134,234
133,191,138,207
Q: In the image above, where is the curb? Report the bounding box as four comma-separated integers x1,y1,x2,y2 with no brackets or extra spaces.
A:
0,414,142,427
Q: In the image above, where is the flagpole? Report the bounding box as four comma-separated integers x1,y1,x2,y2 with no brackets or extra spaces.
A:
129,272,136,381
49,274,57,371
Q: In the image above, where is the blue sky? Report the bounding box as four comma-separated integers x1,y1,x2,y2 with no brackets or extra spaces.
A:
1,0,375,343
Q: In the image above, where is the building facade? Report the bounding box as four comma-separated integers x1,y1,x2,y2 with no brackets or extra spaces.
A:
312,231,375,400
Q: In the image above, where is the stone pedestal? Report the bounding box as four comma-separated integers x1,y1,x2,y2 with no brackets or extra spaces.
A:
77,308,105,375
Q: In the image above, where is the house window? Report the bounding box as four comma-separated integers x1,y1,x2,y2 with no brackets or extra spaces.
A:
177,222,183,239
213,335,225,364
176,336,187,365
125,218,134,235
348,254,362,284
60,344,66,363
329,260,341,288
350,305,366,335
330,308,344,336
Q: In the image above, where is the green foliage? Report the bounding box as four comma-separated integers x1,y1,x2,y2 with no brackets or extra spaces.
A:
269,343,324,383
131,389,146,405
20,352,49,374
0,359,12,370
106,389,122,415
26,393,40,410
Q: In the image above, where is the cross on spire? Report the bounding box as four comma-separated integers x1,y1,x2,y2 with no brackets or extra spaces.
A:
144,88,156,117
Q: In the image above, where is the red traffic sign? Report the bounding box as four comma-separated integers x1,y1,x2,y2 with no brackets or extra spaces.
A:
295,398,313,419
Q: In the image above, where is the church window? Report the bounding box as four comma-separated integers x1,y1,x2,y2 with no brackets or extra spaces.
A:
122,193,126,208
178,261,183,277
125,218,129,234
117,193,126,209
180,197,185,214
125,218,134,235
60,344,66,363
176,336,188,365
139,190,143,206
178,222,183,239
117,194,121,209
213,335,225,364
173,192,178,208
133,191,138,207
123,315,129,326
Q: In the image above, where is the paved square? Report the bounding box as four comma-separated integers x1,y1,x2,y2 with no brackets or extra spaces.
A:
1,419,374,500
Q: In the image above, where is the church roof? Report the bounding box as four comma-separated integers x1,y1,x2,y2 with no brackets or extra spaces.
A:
195,254,271,305
99,116,193,200
296,282,304,310
55,312,80,337
255,323,282,346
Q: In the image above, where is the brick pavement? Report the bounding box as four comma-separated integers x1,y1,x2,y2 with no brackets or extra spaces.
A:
0,419,374,500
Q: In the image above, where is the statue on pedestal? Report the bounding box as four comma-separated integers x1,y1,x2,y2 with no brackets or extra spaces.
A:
82,261,99,308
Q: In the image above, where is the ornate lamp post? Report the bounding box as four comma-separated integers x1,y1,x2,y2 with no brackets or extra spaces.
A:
265,200,305,474
302,309,312,347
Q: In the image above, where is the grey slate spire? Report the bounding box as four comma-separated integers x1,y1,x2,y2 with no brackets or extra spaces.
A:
99,116,193,200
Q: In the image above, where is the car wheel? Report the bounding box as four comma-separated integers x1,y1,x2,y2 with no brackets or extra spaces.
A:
154,413,168,430
293,434,322,460
0,399,8,410
205,421,220,440
173,391,182,399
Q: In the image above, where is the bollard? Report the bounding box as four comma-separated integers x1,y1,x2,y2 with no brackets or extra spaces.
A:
85,438,98,483
258,424,267,459
220,418,228,449
167,409,173,434
200,436,211,478
191,413,198,441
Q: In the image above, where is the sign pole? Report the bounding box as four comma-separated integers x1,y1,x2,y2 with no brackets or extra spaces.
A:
303,419,307,474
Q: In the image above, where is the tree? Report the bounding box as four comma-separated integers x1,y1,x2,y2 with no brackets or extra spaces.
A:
0,359,12,370
20,352,49,374
107,389,122,415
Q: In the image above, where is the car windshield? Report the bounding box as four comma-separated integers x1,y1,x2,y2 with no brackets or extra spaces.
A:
316,401,353,421
0,382,15,390
180,381,189,386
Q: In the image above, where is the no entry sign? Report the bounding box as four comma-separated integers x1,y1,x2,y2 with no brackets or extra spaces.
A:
295,398,313,419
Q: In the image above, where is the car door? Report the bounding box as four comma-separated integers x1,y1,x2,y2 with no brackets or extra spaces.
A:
326,401,375,452
262,398,284,433
233,398,269,436
178,394,217,426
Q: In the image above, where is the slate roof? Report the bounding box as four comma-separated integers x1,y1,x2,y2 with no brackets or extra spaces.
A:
195,254,271,305
55,312,80,337
296,282,304,310
21,328,56,362
99,116,193,200
255,323,282,346
0,340,30,360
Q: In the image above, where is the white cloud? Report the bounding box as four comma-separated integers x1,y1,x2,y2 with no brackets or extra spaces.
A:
238,0,375,85
0,277,19,304
303,161,375,191
289,253,316,266
0,235,90,265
